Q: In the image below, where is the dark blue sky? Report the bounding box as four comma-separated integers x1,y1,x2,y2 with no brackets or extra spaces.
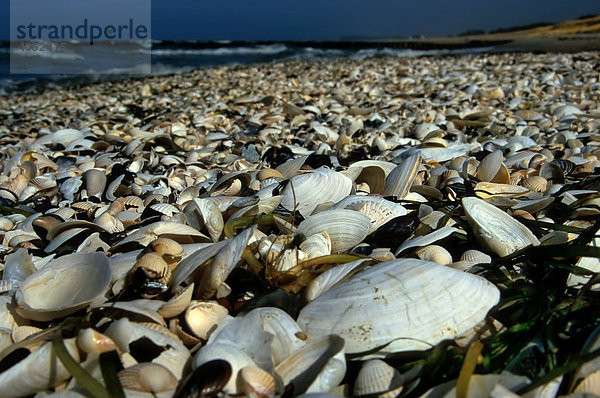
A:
2,0,599,41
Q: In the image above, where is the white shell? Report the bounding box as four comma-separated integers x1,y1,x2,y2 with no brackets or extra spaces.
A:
462,197,540,257
15,252,111,321
0,338,80,398
297,259,500,358
299,232,332,260
281,168,353,217
353,359,403,397
297,209,371,253
305,259,369,302
330,195,407,233
185,300,230,340
382,153,421,199
275,334,346,394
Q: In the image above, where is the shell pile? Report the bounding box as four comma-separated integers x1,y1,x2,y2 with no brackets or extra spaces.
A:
0,50,599,397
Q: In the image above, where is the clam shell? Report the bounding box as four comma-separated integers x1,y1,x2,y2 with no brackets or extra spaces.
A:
193,343,258,394
297,209,371,253
382,153,421,199
305,259,370,302
15,252,111,321
330,195,407,233
297,259,500,357
275,334,346,394
299,232,332,259
281,168,353,217
0,338,80,398
462,197,540,257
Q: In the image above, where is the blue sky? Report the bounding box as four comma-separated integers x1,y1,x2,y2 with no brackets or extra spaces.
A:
2,0,599,41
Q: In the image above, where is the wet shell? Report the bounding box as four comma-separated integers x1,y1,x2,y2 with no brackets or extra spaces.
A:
353,359,404,398
297,209,371,253
462,197,540,257
297,259,500,357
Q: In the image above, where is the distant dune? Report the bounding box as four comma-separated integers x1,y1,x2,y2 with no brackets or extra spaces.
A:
494,14,600,36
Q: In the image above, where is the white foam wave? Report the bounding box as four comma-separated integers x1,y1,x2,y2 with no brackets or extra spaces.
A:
150,44,288,56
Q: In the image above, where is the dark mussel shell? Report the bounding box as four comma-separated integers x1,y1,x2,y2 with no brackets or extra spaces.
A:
173,359,232,398
365,214,420,252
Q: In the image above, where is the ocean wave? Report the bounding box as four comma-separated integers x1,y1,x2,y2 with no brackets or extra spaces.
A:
150,44,288,56
11,49,84,60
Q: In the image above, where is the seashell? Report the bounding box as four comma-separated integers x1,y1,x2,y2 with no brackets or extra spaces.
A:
257,168,284,181
460,249,492,265
305,259,369,302
15,252,111,321
111,221,210,251
521,176,547,193
94,210,124,233
574,371,600,394
346,160,397,194
416,245,452,265
297,259,500,357
209,171,251,196
193,343,258,394
82,168,107,197
475,150,504,182
382,153,421,199
0,338,80,398
474,182,530,198
511,197,554,214
275,334,346,394
395,226,457,256
413,123,440,140
118,363,178,393
150,202,180,217
159,283,194,319
299,232,332,259
184,198,224,242
12,325,43,343
238,365,278,398
196,226,256,298
462,197,540,257
297,209,371,253
281,168,353,217
185,300,230,340
77,327,120,354
353,359,404,398
330,195,407,233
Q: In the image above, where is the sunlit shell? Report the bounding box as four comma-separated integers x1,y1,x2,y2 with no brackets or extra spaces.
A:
353,359,404,398
185,300,230,340
297,259,500,357
462,197,540,257
415,245,452,265
119,363,178,393
297,209,371,253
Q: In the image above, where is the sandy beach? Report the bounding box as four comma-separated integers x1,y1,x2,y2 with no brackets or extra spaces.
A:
0,46,600,396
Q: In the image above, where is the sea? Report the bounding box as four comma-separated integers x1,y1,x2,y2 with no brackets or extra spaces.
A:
0,40,497,95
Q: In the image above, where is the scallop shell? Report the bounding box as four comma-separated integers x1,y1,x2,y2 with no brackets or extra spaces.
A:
281,168,353,217
15,252,111,321
297,259,500,357
297,209,371,253
462,197,540,257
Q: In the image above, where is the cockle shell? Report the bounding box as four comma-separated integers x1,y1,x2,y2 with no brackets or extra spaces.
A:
299,232,332,259
118,363,178,393
297,259,500,358
416,245,453,265
330,195,407,233
353,359,404,398
462,197,540,257
238,365,278,398
15,252,111,321
185,300,230,340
